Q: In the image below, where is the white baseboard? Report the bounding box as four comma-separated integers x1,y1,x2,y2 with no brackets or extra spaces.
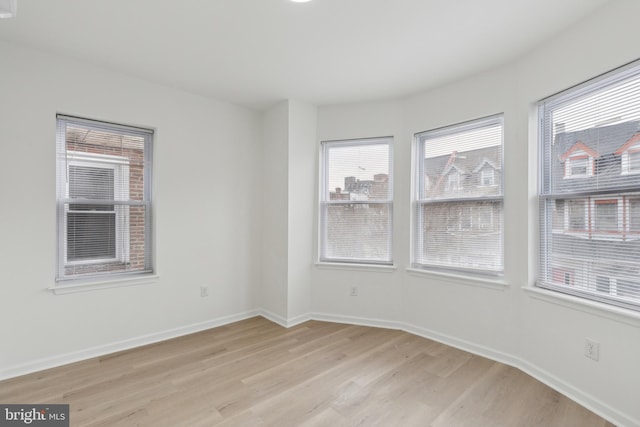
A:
312,312,404,331
257,309,289,327
0,309,261,381
258,309,312,328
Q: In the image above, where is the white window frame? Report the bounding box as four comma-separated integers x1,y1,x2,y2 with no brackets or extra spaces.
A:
55,115,154,285
64,151,130,265
319,137,393,265
412,114,504,276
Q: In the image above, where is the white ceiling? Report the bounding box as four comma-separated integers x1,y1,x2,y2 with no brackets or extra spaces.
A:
0,0,610,110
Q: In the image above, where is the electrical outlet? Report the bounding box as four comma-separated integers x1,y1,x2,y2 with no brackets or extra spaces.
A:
584,338,600,361
350,286,358,296
200,286,209,298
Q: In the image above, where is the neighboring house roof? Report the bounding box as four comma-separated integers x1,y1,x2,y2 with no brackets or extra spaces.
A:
552,120,640,192
614,132,640,155
425,145,501,177
472,158,500,173
560,141,600,160
425,145,502,198
554,120,640,160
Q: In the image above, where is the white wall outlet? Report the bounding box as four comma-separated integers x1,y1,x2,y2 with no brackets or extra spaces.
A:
200,286,209,298
350,286,358,296
584,338,600,361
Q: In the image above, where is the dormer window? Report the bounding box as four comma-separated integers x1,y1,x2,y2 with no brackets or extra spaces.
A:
615,134,640,174
561,142,598,178
480,168,495,186
446,172,460,191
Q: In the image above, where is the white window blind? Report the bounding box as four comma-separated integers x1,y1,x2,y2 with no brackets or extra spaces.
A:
56,115,153,281
412,115,504,275
538,60,640,311
320,137,393,264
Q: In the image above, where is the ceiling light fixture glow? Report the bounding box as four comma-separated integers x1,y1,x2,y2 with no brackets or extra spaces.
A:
290,0,313,3
0,0,16,18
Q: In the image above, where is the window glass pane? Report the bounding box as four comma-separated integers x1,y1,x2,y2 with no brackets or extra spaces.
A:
67,210,116,261
630,198,640,232
325,142,390,201
69,165,114,199
418,200,502,271
568,200,586,230
594,200,618,231
570,158,588,176
630,151,640,172
323,203,390,262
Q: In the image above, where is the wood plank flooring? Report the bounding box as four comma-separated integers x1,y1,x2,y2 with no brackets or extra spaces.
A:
0,317,615,426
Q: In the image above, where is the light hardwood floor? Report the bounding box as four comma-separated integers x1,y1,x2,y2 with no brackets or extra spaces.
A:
0,317,615,426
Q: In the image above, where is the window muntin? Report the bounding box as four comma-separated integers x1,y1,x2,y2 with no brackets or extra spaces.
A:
56,116,153,282
319,137,392,264
412,115,504,275
538,60,640,311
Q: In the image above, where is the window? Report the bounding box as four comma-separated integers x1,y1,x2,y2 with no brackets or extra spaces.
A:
56,115,153,282
568,156,588,176
630,198,640,232
593,199,619,232
319,137,392,264
629,150,640,173
480,168,495,186
567,199,586,230
412,115,504,275
446,172,460,191
538,60,640,311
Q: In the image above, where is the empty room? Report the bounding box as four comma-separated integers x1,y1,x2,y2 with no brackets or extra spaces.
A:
1,0,639,426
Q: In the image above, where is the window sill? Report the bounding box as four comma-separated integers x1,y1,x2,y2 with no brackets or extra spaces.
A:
315,262,397,273
406,267,509,291
49,274,159,295
524,285,640,328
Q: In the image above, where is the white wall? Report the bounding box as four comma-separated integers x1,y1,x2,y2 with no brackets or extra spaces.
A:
0,41,263,377
309,2,640,425
2,1,640,425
